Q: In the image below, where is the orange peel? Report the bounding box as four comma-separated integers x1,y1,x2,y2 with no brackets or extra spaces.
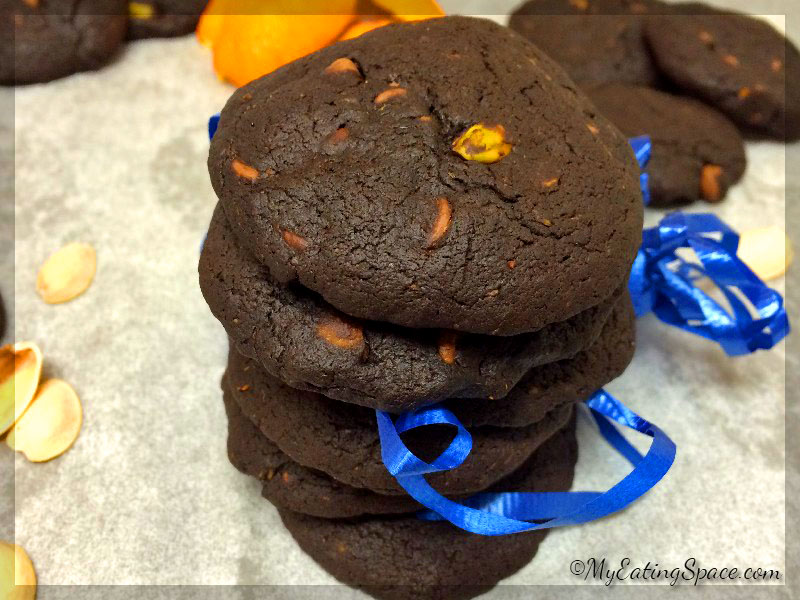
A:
197,0,358,86
0,342,43,436
6,379,82,463
197,0,443,86
340,18,394,40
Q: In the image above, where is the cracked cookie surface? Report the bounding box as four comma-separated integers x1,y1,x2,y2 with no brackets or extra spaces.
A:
1,0,127,85
208,15,642,335
587,83,746,206
200,204,625,413
644,4,800,140
509,0,669,87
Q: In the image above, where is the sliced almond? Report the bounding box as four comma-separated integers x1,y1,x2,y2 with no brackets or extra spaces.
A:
36,243,96,304
6,379,82,462
737,226,793,281
0,342,43,435
0,541,36,600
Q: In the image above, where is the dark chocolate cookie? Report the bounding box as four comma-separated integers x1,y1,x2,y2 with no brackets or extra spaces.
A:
208,16,643,335
278,429,577,600
644,4,800,140
455,291,634,427
509,0,669,87
586,83,746,206
126,0,206,40
200,204,624,413
1,0,127,85
223,361,573,496
225,386,578,519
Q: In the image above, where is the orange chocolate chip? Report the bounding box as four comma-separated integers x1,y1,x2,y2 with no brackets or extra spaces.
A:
237,384,251,392
327,127,349,144
771,58,783,72
419,115,432,122
542,177,560,189
232,159,259,181
723,54,739,67
568,0,589,10
282,229,309,251
427,197,452,248
507,260,516,269
317,315,364,349
738,87,751,99
586,123,599,135
374,87,407,104
437,331,457,365
698,30,714,45
324,57,360,76
282,471,290,483
700,164,723,202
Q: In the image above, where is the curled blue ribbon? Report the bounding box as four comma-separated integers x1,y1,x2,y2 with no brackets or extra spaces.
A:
628,136,788,355
629,212,789,355
377,390,675,536
629,135,651,206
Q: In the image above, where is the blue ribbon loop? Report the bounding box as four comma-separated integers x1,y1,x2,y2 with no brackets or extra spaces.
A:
627,135,788,356
376,390,675,536
630,211,789,355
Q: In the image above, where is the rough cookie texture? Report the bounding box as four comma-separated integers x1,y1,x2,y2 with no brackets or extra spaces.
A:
208,16,643,335
509,0,669,87
199,204,624,412
223,360,573,496
1,0,127,85
126,0,206,40
586,83,746,206
644,4,800,140
225,387,577,519
278,427,577,600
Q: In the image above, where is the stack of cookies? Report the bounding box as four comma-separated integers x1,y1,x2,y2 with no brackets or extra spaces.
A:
199,16,644,600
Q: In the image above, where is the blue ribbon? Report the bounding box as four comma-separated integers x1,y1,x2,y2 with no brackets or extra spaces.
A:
628,136,788,355
208,114,220,140
629,135,651,206
376,389,675,536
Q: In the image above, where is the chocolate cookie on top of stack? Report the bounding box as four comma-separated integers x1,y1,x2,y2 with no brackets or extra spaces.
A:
199,16,643,600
